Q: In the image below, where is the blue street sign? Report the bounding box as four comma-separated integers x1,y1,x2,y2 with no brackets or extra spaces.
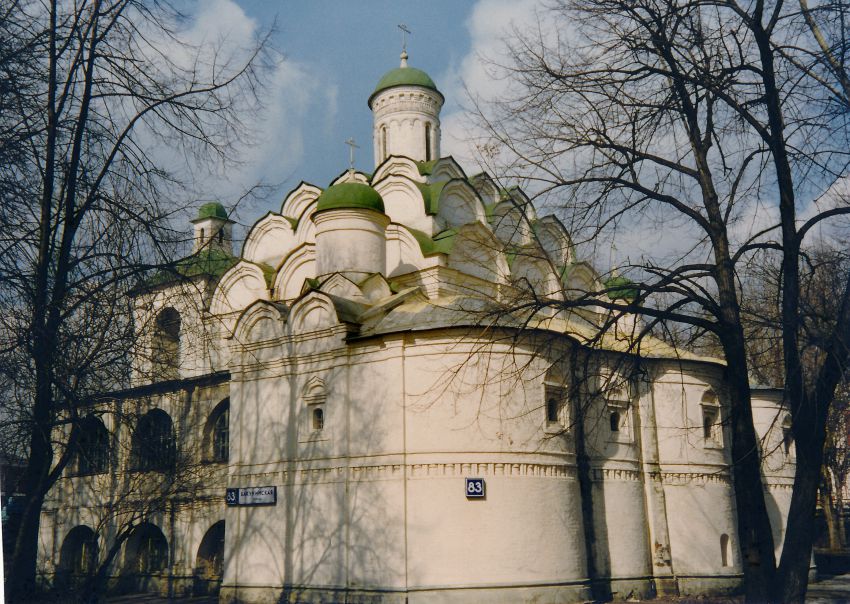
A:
465,477,485,498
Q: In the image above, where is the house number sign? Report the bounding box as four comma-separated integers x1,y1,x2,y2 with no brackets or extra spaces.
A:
226,486,277,506
465,478,485,498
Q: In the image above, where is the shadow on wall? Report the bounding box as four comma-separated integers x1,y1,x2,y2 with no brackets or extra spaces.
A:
225,333,404,602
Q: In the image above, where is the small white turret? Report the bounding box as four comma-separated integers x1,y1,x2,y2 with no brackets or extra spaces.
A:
369,51,444,167
191,202,234,254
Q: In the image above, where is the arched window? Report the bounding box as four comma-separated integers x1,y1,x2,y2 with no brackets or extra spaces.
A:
131,409,175,471
782,414,794,456
701,390,722,445
303,376,327,438
543,377,568,431
381,126,388,160
720,533,731,566
194,520,225,595
425,122,432,161
124,523,168,575
204,399,229,463
200,228,205,242
75,416,109,475
218,229,224,243
151,307,180,380
59,526,98,581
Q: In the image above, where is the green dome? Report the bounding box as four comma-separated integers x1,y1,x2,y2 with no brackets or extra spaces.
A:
197,202,228,220
369,65,442,107
315,182,385,214
604,275,639,302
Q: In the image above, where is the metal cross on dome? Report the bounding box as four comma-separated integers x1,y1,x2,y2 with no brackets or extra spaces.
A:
398,23,411,52
345,137,359,171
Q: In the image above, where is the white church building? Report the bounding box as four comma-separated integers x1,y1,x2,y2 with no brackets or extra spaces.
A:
37,52,797,603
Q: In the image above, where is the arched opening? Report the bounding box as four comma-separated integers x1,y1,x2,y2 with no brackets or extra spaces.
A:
425,122,432,161
58,526,98,588
312,407,324,430
204,399,230,463
701,390,721,445
543,369,569,432
131,409,175,472
381,126,388,160
120,523,168,594
151,307,180,380
75,415,110,475
720,533,731,566
194,520,225,596
218,229,224,243
200,227,205,242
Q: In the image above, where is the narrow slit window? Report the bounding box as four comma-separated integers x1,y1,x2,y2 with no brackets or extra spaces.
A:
425,123,432,161
610,411,620,432
720,533,731,566
313,407,324,431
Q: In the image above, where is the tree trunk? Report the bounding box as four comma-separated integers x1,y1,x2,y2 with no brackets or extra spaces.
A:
7,490,47,600
821,480,841,550
725,357,778,602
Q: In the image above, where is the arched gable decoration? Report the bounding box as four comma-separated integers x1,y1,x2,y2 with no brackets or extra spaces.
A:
469,172,501,206
534,215,574,267
436,179,487,228
274,243,317,301
318,273,366,302
561,261,602,299
288,291,364,334
510,255,563,299
210,261,272,318
491,191,537,247
372,174,428,225
232,299,288,344
241,212,297,267
447,222,509,284
427,157,467,182
372,155,425,184
386,223,432,277
280,182,322,225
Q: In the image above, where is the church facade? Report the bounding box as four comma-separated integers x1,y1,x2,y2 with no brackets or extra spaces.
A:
37,53,796,604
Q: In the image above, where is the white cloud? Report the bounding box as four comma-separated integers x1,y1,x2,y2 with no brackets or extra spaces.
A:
132,1,334,216
440,0,545,172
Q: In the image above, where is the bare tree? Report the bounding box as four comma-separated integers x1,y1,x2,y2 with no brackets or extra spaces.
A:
0,0,272,599
469,0,850,601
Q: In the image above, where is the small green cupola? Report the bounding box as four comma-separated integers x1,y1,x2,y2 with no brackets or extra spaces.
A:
604,275,639,302
315,182,385,214
368,51,443,108
369,51,444,166
312,181,390,278
191,202,234,254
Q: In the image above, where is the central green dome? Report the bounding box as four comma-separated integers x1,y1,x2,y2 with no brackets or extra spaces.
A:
368,56,442,107
315,182,385,214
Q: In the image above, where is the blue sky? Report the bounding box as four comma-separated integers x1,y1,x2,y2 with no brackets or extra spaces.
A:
173,0,544,226
234,1,474,186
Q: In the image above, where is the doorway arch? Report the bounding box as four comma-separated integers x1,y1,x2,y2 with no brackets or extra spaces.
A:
194,520,225,595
